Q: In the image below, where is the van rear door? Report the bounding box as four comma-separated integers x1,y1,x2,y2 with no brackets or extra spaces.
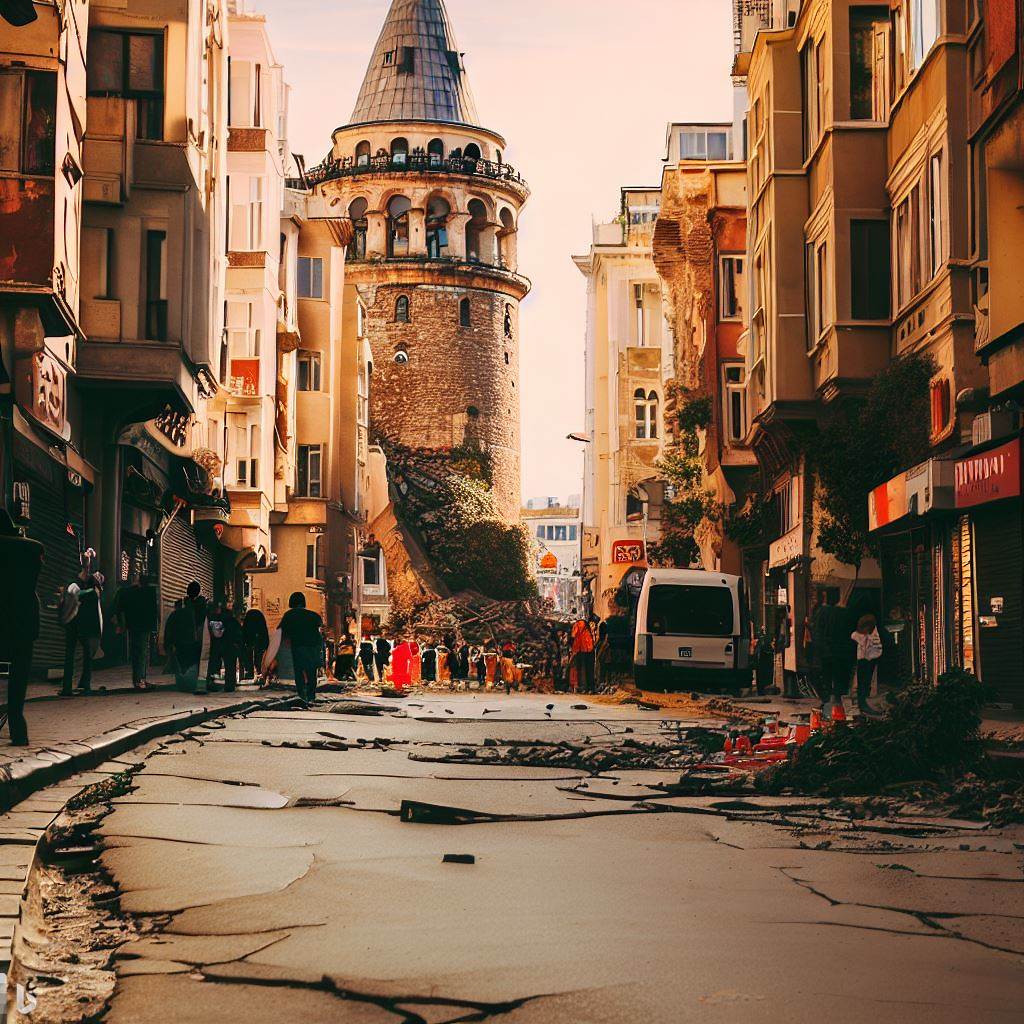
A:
646,583,735,669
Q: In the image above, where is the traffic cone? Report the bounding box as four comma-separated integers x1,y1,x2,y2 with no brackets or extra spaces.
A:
809,708,823,733
831,701,847,724
723,736,734,754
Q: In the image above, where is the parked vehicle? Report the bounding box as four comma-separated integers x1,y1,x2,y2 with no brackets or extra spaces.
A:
633,568,752,693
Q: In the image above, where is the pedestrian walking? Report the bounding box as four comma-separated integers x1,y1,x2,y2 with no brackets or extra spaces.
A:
333,634,357,681
374,634,391,682
421,643,437,683
852,613,883,717
358,636,376,681
279,592,324,702
810,590,839,708
570,615,596,694
455,641,470,682
0,509,43,745
206,604,242,691
241,607,270,683
114,572,158,690
59,567,104,696
473,646,486,688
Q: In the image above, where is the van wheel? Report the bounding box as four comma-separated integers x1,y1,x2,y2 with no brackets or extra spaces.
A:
634,666,659,693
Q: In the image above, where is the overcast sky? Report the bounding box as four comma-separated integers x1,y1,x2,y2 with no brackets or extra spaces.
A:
257,0,734,504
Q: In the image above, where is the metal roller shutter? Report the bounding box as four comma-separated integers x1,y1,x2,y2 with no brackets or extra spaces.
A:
973,501,1024,707
23,474,85,674
158,512,214,638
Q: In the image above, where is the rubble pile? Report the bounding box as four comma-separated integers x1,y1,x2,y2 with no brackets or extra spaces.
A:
594,688,764,723
385,442,534,603
756,672,1024,823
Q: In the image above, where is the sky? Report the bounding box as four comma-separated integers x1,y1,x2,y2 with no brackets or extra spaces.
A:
257,0,735,504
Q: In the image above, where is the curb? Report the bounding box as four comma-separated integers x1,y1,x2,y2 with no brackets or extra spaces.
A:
0,694,303,815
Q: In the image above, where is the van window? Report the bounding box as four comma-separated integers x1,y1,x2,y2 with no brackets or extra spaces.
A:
647,585,734,637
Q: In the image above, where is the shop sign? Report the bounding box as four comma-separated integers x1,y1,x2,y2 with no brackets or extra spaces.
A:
24,350,70,440
868,459,955,530
869,473,908,531
611,539,646,565
954,437,1022,509
768,526,803,568
230,359,260,397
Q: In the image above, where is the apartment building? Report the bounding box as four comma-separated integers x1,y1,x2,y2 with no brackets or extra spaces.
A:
522,503,583,616
654,135,756,574
1,0,91,668
574,187,670,617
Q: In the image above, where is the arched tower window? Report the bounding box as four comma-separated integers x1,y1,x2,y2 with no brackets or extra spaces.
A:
426,195,450,258
387,195,411,257
355,140,371,167
395,295,410,323
390,137,409,167
427,138,444,166
348,197,368,260
498,207,516,268
634,389,659,440
504,302,514,340
463,142,481,167
459,297,471,327
465,198,487,262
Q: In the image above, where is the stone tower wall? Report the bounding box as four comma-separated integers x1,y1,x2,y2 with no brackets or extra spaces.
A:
363,282,521,519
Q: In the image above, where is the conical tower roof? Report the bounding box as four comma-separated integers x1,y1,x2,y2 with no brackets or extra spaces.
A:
348,0,481,127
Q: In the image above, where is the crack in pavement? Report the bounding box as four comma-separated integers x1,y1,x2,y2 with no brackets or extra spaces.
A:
776,866,1024,957
195,967,557,1024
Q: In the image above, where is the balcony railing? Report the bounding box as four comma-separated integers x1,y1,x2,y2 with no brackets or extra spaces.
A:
295,152,529,193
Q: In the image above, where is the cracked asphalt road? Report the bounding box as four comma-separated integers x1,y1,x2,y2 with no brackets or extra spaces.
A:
44,694,1024,1022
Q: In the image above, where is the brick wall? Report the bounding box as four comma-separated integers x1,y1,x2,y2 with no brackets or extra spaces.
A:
364,282,522,519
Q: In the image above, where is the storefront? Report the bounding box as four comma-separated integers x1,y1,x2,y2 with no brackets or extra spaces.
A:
869,457,957,684
953,434,1023,706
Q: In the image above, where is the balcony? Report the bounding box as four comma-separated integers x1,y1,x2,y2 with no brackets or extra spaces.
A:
301,152,529,199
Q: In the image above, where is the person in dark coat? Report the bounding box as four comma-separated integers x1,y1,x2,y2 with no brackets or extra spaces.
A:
206,603,242,691
0,510,43,745
455,641,470,681
374,635,391,681
333,634,357,681
421,644,437,683
59,568,104,695
358,636,376,681
279,592,324,702
115,573,159,690
241,607,270,681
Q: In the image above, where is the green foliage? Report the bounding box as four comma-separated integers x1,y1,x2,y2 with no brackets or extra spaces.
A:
812,352,937,567
723,489,776,548
676,393,713,435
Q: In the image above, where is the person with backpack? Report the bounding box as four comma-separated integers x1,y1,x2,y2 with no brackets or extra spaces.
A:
851,613,884,717
59,567,104,696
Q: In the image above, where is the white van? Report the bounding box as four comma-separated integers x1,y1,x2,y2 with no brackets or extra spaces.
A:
633,568,751,693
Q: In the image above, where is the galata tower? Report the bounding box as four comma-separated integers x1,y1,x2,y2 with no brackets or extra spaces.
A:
309,0,530,520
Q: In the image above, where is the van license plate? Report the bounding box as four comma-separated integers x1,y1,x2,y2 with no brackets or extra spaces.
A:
678,647,692,658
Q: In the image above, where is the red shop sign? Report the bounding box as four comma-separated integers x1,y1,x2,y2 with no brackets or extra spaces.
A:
611,540,646,565
954,437,1022,508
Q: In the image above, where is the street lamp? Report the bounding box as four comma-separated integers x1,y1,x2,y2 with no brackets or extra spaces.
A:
566,433,592,615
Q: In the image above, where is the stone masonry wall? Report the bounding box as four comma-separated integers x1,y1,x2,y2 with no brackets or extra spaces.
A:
362,282,521,520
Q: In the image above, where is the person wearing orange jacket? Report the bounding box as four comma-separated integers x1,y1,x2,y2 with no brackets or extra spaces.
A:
570,616,597,694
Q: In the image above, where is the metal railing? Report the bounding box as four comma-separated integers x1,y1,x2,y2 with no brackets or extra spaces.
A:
296,152,529,192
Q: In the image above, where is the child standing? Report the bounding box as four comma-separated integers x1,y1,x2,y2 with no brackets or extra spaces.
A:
851,613,883,717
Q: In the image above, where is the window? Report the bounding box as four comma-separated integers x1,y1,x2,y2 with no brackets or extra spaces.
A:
0,70,56,175
850,220,891,319
626,491,645,520
464,143,481,164
536,525,544,539
306,534,322,580
87,30,163,140
802,39,826,157
722,363,747,444
850,8,890,119
895,0,941,89
930,377,950,436
569,526,578,541
719,255,745,321
459,297,471,327
82,227,115,299
144,230,167,341
554,525,568,542
395,295,410,323
297,351,321,392
895,185,922,309
387,195,411,256
928,150,944,278
228,59,262,128
805,239,829,344
382,50,395,67
646,585,734,637
297,256,323,299
296,444,322,498
504,303,514,340
426,195,450,257
226,301,259,360
390,137,408,167
427,138,444,165
355,141,371,167
228,175,264,250
362,551,382,588
348,197,368,259
679,129,730,160
634,389,658,440
399,47,415,74
465,198,488,261
231,420,259,488
778,478,797,535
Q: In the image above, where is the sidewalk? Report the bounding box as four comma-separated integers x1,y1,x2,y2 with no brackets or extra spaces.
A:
0,664,298,811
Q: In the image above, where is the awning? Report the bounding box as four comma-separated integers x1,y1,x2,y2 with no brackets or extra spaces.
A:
868,457,956,533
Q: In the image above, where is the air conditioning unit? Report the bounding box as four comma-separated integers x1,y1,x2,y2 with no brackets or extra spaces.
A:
971,409,1018,447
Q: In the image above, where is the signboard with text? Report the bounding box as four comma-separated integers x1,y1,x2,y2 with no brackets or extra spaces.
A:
611,540,646,565
955,437,1021,509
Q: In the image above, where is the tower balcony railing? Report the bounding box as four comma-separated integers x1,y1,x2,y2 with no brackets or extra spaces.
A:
295,152,529,195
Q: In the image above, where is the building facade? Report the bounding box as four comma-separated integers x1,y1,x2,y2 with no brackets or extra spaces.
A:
522,503,582,616
302,0,530,523
574,187,671,618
